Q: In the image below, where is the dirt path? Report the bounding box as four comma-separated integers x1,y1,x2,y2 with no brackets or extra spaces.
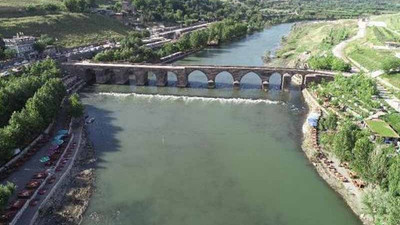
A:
332,19,367,71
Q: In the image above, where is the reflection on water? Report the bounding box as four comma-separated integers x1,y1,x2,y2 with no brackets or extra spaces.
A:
81,23,362,225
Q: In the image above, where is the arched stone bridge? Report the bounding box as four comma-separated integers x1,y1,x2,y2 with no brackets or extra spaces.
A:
61,62,338,90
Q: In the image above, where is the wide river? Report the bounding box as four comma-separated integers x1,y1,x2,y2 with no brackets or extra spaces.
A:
81,23,362,225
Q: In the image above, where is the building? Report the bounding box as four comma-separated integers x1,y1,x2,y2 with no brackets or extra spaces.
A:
4,33,36,58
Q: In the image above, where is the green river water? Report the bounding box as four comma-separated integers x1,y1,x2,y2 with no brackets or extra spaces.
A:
81,23,363,225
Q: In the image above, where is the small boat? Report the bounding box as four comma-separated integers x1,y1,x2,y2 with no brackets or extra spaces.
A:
86,117,95,124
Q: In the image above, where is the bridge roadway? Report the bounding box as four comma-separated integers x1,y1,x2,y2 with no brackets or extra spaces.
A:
61,61,339,90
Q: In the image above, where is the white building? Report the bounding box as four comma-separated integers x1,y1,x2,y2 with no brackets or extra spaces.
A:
4,33,36,58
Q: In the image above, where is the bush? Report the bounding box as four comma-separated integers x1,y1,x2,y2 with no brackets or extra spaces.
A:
382,58,400,74
0,182,15,212
41,3,60,12
64,0,88,12
3,49,16,60
25,5,37,13
308,54,351,72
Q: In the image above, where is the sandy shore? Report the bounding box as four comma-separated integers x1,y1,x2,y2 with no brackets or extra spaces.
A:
35,127,96,225
301,89,374,225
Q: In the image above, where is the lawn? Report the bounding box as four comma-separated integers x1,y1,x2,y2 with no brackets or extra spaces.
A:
382,73,400,89
0,13,131,47
371,13,400,33
366,26,400,45
345,42,398,71
366,119,399,138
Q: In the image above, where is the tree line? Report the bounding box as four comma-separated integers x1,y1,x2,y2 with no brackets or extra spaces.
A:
0,60,61,127
94,19,259,63
0,60,65,164
316,75,400,224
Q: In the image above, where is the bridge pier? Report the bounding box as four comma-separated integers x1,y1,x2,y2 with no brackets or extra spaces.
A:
208,80,215,89
96,70,111,84
114,69,129,84
233,80,240,89
262,81,269,91
281,74,291,91
176,71,188,88
135,71,148,86
155,71,168,87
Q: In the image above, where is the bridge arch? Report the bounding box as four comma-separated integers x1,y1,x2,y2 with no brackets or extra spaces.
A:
188,70,209,88
269,72,282,90
84,69,96,84
167,71,178,86
240,72,263,89
215,71,234,88
103,69,116,84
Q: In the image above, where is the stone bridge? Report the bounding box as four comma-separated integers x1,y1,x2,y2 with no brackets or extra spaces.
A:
61,62,338,90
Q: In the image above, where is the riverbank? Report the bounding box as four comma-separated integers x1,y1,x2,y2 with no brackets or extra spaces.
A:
267,19,358,68
34,126,96,225
301,89,373,225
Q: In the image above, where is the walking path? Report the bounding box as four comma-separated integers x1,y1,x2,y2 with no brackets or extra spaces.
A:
332,19,367,72
332,19,400,113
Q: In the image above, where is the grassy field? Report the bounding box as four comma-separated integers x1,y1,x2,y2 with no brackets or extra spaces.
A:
366,119,399,137
0,13,130,47
371,13,400,33
382,73,400,89
345,42,398,71
366,26,400,45
270,20,357,67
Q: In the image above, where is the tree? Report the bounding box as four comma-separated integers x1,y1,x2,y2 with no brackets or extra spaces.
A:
0,182,15,212
389,156,400,196
69,93,84,118
3,49,16,60
332,121,359,161
352,137,374,179
320,113,338,130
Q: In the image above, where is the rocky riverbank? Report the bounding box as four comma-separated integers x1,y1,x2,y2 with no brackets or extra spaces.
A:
301,89,373,225
34,127,96,225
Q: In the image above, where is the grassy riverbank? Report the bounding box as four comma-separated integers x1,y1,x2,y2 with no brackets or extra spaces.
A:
268,20,358,68
305,74,400,225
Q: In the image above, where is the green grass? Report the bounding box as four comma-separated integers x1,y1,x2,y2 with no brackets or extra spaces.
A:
272,20,357,67
0,13,131,47
383,113,400,134
366,26,400,45
371,13,400,33
366,119,399,138
345,42,398,71
0,0,65,18
382,73,400,89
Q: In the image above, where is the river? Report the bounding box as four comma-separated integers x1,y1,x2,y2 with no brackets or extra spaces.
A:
81,23,363,225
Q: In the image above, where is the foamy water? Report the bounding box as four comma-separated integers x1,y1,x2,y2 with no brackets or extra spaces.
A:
98,92,283,105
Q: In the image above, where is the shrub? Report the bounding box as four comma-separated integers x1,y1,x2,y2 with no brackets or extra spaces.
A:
68,93,84,118
0,182,16,212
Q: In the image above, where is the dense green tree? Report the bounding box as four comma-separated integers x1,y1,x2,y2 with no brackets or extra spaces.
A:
389,156,400,196
352,136,374,179
68,93,84,118
332,121,360,161
0,182,15,212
